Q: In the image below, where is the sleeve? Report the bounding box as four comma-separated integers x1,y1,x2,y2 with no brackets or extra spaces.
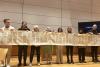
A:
27,28,30,31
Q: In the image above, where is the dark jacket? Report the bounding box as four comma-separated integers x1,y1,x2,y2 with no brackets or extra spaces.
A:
18,26,30,31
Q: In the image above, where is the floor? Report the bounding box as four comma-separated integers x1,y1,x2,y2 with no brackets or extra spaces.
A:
7,56,100,67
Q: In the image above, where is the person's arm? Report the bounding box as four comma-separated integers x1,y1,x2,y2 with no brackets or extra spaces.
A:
27,28,30,31
0,29,3,32
10,26,16,31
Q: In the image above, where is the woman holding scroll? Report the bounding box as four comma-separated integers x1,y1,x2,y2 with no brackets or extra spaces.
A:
29,25,40,66
56,27,63,64
66,27,74,64
18,21,30,66
43,27,52,64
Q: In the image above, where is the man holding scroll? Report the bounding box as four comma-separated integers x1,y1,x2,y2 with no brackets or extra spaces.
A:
17,21,30,66
78,29,86,63
66,27,74,64
91,24,99,62
0,19,15,67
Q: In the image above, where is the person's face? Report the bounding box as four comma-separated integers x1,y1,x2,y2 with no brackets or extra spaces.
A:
22,22,27,27
34,27,39,32
58,28,63,32
67,28,72,32
92,26,97,30
4,20,11,28
79,30,83,33
59,28,61,32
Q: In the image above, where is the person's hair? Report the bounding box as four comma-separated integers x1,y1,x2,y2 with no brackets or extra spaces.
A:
58,27,63,32
3,19,10,23
67,27,72,30
20,21,28,29
22,21,24,25
67,27,72,33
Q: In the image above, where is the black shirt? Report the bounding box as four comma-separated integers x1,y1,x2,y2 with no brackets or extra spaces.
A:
18,26,30,31
92,29,98,35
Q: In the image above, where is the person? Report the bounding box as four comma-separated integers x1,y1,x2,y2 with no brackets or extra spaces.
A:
43,27,52,64
91,24,99,62
56,27,63,64
78,29,86,63
0,19,15,67
29,25,40,66
17,21,30,66
66,27,74,64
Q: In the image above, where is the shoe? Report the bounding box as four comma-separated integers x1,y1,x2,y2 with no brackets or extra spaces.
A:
56,62,60,64
48,61,52,64
18,63,22,66
71,61,74,64
61,62,63,64
79,60,82,63
93,59,97,63
37,63,40,66
0,64,4,67
71,60,74,64
67,60,70,64
7,64,10,67
92,59,94,62
24,63,27,66
67,62,71,64
82,61,86,63
95,59,99,62
29,63,32,67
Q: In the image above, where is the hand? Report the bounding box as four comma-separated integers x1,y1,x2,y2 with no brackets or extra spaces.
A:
10,29,15,32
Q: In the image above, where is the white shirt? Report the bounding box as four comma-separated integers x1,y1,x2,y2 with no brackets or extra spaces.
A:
1,26,15,31
0,26,15,45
